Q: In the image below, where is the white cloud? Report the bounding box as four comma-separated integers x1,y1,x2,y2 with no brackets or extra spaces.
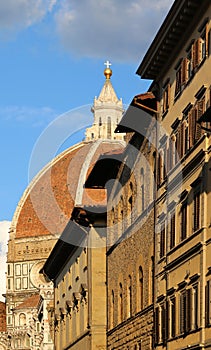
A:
0,221,10,302
54,0,174,62
0,0,57,32
0,105,58,127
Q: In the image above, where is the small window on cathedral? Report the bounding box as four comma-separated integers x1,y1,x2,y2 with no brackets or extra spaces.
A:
15,264,21,276
91,133,94,139
99,117,102,126
8,279,11,290
107,116,111,139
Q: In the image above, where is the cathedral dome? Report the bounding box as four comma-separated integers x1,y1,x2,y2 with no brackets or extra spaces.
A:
10,140,124,239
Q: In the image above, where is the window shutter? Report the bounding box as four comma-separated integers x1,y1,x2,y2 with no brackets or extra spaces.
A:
186,289,192,332
198,38,203,63
205,24,209,56
180,293,185,334
167,144,170,173
194,192,200,231
177,125,181,159
161,304,166,343
193,39,200,68
171,296,176,338
196,99,204,140
205,282,209,326
206,280,211,325
181,204,187,241
191,107,197,144
181,58,188,84
155,306,160,344
166,300,170,340
192,41,196,70
188,111,193,148
193,285,198,329
170,211,175,249
167,84,171,109
195,107,201,141
160,223,165,258
181,122,185,158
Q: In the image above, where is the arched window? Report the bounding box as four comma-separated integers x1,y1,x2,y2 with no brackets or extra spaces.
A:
128,182,134,225
128,275,132,318
140,168,144,212
111,207,116,244
138,267,143,310
119,283,123,323
110,290,115,329
107,116,111,139
119,196,124,235
99,117,102,126
19,313,26,326
128,196,133,225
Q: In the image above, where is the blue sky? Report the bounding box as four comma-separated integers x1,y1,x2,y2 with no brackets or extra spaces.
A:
0,0,175,301
0,0,174,222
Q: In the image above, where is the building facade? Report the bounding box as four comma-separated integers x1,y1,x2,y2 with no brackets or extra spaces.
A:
106,96,157,349
136,0,211,349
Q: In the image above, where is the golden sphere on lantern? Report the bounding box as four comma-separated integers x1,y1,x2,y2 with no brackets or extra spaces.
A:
104,68,112,79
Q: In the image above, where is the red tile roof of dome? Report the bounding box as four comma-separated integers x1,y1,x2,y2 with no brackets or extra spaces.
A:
12,140,124,239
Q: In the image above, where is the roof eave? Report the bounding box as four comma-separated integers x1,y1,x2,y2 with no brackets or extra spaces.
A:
136,0,209,80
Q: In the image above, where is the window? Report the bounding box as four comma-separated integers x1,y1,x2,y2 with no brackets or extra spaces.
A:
199,22,210,61
128,275,132,318
155,306,160,344
15,264,21,276
111,290,114,328
162,83,171,115
175,130,180,164
193,191,200,232
157,150,165,185
181,203,187,241
206,280,211,326
195,97,205,141
22,264,28,276
160,222,165,258
107,116,111,139
175,64,182,98
170,210,176,249
16,278,21,290
7,279,11,290
19,313,26,326
186,47,193,80
184,119,189,154
128,196,133,225
99,117,102,126
170,296,176,338
161,303,166,343
138,267,143,311
22,277,28,289
192,285,198,330
119,283,123,323
180,289,191,334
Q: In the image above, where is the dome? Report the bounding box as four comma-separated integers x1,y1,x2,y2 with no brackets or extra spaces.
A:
10,140,125,239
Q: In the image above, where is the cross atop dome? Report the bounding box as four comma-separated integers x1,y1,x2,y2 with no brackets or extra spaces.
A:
104,60,112,79
104,60,112,69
